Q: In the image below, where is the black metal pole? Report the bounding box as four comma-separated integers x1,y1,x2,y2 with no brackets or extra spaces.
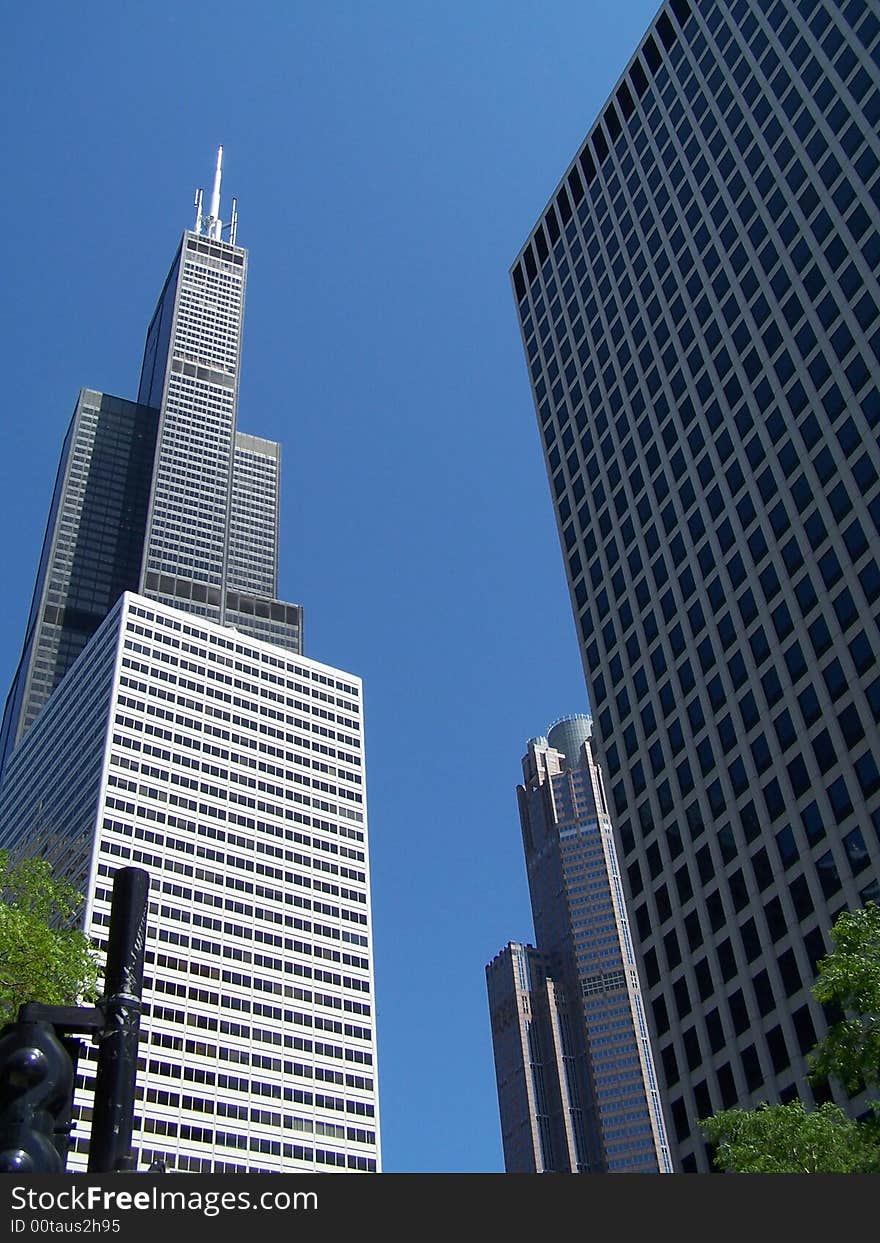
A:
88,867,149,1173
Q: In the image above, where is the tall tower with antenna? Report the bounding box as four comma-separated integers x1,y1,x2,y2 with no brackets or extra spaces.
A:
0,150,380,1174
0,149,303,779
137,148,296,647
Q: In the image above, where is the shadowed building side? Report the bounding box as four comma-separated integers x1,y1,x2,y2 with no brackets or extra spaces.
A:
0,392,158,781
487,943,586,1173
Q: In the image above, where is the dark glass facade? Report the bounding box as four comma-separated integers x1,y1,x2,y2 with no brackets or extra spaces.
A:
0,390,158,777
512,0,880,1170
138,247,181,410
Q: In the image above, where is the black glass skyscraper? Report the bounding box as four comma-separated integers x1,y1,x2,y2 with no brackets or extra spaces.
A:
511,0,880,1170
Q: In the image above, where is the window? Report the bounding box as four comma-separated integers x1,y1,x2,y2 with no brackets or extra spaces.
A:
767,1026,790,1073
683,1027,702,1071
664,928,682,969
789,873,813,920
792,1005,817,1056
855,752,880,798
656,883,673,924
753,969,775,1017
684,910,703,953
816,850,842,898
706,1008,725,1053
837,703,865,748
777,948,802,997
775,824,798,869
822,660,847,702
812,728,837,774
695,845,713,884
764,896,787,941
843,827,870,875
695,957,713,1001
717,938,737,982
785,641,807,684
740,918,762,962
751,847,773,891
825,775,850,825
741,1043,763,1092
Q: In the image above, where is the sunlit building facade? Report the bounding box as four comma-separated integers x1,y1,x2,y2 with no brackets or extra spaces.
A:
0,152,380,1172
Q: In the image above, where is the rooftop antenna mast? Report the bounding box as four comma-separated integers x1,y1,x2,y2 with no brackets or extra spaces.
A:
208,145,223,240
193,147,235,242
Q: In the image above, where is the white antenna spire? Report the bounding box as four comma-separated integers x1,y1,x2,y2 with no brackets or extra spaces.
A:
192,148,236,242
208,145,223,240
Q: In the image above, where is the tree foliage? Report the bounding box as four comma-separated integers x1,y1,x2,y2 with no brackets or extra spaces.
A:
0,851,100,1026
701,1101,880,1174
701,902,880,1173
809,901,880,1094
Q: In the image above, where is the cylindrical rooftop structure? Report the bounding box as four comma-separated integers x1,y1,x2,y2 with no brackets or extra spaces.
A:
546,714,592,770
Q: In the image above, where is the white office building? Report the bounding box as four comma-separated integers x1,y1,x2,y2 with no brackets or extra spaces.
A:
0,152,381,1172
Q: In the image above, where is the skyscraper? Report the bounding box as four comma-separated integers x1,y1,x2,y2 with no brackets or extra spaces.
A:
0,153,301,781
487,715,671,1173
0,151,380,1173
511,0,880,1171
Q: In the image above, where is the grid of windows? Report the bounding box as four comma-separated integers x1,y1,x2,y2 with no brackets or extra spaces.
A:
141,238,244,602
513,0,880,1171
228,434,281,598
0,595,379,1173
134,231,302,649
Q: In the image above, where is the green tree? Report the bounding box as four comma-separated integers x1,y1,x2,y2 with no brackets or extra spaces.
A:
701,1100,880,1174
0,852,100,1026
701,901,880,1173
809,901,880,1094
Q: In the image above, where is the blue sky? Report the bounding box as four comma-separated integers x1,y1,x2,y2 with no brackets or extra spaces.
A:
0,1,660,1172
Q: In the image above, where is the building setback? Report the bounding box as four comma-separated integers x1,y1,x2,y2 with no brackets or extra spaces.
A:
487,715,671,1173
510,0,880,1170
0,152,380,1172
0,154,302,783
